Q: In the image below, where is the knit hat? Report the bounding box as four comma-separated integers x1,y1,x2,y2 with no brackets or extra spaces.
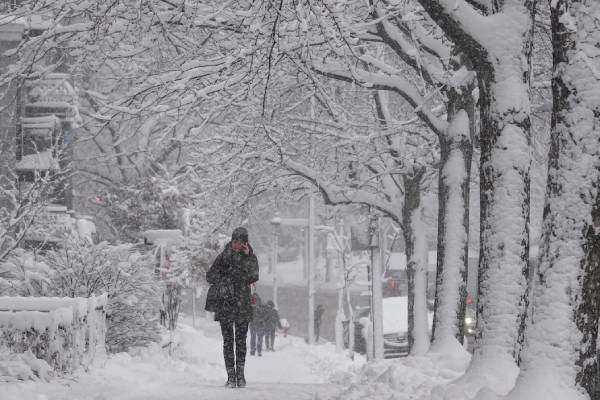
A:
231,227,249,242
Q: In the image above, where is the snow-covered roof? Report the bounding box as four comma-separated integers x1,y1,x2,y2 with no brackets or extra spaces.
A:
75,218,96,242
143,229,183,245
21,115,61,130
15,150,58,171
45,204,68,213
0,21,24,41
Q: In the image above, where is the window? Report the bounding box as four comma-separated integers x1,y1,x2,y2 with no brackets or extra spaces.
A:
0,0,19,12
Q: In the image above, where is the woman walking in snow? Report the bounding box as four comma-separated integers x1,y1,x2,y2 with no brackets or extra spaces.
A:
205,227,259,388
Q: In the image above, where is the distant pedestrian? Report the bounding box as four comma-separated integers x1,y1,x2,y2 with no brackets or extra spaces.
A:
314,304,325,343
265,300,282,351
205,227,259,388
252,300,270,356
249,293,262,356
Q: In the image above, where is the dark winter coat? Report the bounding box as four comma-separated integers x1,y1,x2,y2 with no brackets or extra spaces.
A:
314,305,325,328
205,242,259,322
252,302,270,334
266,303,282,332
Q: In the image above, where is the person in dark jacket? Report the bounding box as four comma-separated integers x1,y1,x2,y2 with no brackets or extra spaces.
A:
206,227,259,388
249,294,262,356
265,300,282,351
314,304,325,343
252,300,270,356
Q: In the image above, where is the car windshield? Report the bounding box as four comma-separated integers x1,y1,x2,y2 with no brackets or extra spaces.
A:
384,269,407,280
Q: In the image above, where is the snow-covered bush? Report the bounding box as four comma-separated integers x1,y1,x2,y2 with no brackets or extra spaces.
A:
156,234,220,331
42,237,161,353
104,251,161,353
102,178,186,242
0,249,53,296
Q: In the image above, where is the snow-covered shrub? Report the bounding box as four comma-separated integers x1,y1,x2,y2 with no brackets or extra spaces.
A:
102,178,186,242
154,235,219,331
0,348,53,382
104,251,161,353
0,249,52,296
42,237,161,353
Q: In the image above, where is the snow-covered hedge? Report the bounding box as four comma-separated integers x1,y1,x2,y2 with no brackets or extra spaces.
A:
0,294,107,375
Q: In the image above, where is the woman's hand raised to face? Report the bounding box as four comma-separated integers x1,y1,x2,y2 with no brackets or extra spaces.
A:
241,242,250,255
232,240,250,255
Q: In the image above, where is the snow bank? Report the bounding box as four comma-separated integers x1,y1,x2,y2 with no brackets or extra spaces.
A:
331,348,471,400
4,316,363,400
0,348,53,382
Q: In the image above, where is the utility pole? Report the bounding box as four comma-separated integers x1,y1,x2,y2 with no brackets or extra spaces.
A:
370,214,384,360
272,230,279,309
308,195,316,344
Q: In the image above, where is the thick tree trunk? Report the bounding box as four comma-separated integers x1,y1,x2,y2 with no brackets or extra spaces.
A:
403,171,430,355
415,2,536,378
503,2,600,399
476,65,533,356
431,97,473,352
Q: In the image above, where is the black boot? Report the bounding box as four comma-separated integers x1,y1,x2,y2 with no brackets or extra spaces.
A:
225,368,236,388
236,364,246,388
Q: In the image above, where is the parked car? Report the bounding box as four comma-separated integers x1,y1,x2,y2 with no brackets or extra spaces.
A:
345,296,432,358
383,269,407,297
464,304,477,336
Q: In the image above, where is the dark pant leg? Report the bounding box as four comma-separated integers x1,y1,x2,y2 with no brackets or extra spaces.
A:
234,321,249,367
257,331,264,354
269,329,275,349
315,324,320,342
220,320,235,371
249,322,256,353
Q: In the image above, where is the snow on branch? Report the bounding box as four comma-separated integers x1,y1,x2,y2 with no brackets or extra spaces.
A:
276,156,404,227
311,61,447,135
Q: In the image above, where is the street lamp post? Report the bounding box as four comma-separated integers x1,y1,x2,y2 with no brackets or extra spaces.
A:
272,230,279,309
370,215,384,360
307,195,316,345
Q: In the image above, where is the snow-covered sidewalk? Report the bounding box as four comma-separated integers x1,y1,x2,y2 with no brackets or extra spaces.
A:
5,317,364,400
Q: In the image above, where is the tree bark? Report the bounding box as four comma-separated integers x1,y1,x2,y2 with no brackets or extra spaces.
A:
503,2,600,399
431,90,473,351
403,169,430,355
416,1,536,395
475,61,532,366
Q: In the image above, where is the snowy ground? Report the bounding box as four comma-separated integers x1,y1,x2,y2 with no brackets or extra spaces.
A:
3,254,478,400
4,317,364,400
3,315,479,400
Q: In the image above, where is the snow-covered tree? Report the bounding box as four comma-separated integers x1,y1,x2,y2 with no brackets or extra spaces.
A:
411,2,535,393
502,1,600,399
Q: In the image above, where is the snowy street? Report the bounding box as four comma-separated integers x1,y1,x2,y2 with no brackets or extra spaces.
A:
1,1,600,399
6,317,361,400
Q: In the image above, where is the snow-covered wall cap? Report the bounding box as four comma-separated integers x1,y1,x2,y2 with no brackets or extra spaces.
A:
143,229,183,246
15,151,59,171
87,293,108,310
0,308,74,330
0,296,88,315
